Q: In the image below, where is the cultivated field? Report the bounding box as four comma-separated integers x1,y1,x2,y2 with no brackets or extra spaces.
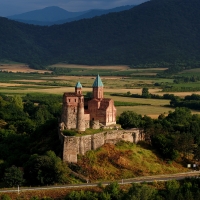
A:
1,63,200,118
0,63,51,73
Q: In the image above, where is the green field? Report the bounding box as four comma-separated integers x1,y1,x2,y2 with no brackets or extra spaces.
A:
1,64,200,118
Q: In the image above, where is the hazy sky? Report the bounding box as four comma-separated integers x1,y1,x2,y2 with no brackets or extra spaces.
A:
0,0,149,17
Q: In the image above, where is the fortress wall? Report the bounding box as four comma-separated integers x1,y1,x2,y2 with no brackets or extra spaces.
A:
63,136,79,163
61,129,145,163
104,130,134,144
79,135,92,155
92,132,105,150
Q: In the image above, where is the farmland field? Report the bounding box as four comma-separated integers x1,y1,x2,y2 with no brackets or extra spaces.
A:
1,63,200,118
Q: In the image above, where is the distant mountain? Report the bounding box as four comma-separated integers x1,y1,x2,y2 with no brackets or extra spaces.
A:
7,6,86,22
55,5,136,25
0,0,200,68
7,5,135,26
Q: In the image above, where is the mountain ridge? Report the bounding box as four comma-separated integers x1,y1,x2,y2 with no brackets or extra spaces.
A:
0,0,200,68
7,5,135,25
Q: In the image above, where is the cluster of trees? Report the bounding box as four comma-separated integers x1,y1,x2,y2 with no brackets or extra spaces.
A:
118,107,200,161
170,94,200,110
0,93,72,187
162,86,200,92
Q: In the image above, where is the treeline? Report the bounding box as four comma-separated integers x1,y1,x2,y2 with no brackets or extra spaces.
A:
171,94,200,110
111,89,176,100
162,86,200,92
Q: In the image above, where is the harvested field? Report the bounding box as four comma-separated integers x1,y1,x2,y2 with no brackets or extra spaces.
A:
13,79,47,82
130,73,157,76
0,64,51,73
49,63,130,70
180,68,200,73
0,83,24,87
116,105,174,118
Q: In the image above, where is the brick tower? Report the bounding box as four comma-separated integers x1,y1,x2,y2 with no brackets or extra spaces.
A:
92,74,104,99
61,81,85,131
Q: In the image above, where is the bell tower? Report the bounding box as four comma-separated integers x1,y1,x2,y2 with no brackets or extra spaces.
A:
92,74,104,99
75,81,82,95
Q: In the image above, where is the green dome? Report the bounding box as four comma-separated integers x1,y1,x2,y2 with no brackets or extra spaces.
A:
75,81,82,88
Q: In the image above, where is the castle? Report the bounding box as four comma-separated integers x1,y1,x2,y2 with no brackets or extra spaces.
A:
59,75,145,163
61,75,117,131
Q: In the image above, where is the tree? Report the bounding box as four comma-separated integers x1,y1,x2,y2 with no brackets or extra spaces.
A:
125,183,156,200
11,95,23,110
118,111,143,129
142,88,149,98
24,151,69,185
34,105,53,125
165,180,179,200
104,182,122,200
66,190,98,200
151,134,179,160
3,166,24,187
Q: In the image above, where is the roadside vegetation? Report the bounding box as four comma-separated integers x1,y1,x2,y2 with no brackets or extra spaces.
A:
2,178,200,200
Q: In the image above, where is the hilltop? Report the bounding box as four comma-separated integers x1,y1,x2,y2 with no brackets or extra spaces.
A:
0,0,200,68
74,142,188,181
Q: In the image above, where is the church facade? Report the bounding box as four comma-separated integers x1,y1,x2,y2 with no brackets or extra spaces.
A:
61,75,116,131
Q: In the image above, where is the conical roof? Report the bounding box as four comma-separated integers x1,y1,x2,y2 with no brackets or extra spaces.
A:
92,74,103,87
75,81,82,88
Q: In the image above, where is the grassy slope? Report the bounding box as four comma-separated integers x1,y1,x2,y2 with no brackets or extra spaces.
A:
76,142,188,181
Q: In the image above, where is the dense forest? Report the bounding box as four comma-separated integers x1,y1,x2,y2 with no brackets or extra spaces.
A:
0,0,200,68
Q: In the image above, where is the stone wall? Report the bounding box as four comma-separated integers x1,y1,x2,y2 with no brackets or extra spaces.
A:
59,128,145,163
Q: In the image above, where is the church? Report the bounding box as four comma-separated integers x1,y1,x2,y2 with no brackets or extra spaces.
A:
61,75,116,131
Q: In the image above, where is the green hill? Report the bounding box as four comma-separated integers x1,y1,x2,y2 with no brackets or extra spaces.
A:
75,142,188,181
0,0,200,67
